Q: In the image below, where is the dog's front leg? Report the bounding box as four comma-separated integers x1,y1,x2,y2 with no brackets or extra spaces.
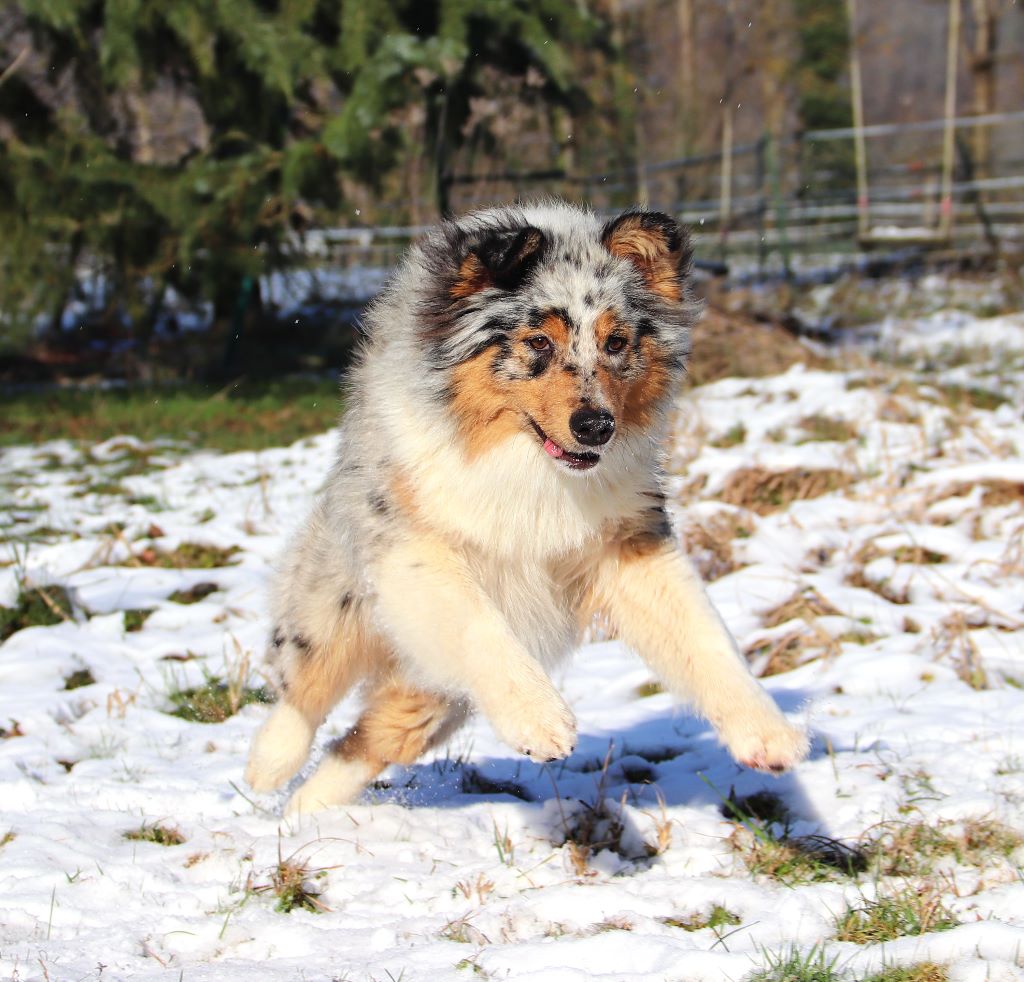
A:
371,536,576,761
594,543,808,772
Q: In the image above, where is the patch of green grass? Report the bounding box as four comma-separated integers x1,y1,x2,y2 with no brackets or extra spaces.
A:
873,817,1024,876
135,543,240,569
63,667,96,690
440,916,479,942
455,957,487,976
1,830,15,848
936,383,1007,411
123,609,154,633
635,680,665,698
168,582,219,604
711,422,747,448
837,629,881,645
99,444,168,477
796,414,859,444
891,546,948,565
835,892,958,943
123,822,186,846
268,858,327,914
0,378,342,451
73,480,127,498
0,525,71,545
748,945,839,982
0,586,73,641
127,494,166,510
862,965,949,982
720,788,867,885
662,904,740,931
167,676,270,723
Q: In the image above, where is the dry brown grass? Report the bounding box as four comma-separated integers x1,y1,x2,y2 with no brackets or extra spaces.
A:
872,817,1024,877
729,823,867,884
745,626,838,676
719,467,853,515
891,546,948,565
124,822,186,846
834,889,958,943
865,964,950,982
709,422,747,448
661,905,741,932
846,570,910,605
846,544,912,605
130,543,241,569
681,511,755,581
763,588,840,628
748,588,847,675
686,306,825,385
932,612,988,690
929,480,1024,509
675,473,709,505
796,414,859,444
979,480,1024,508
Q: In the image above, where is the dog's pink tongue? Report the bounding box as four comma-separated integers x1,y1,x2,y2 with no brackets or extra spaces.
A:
543,437,564,459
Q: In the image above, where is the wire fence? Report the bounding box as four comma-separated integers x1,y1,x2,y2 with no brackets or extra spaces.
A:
302,110,1024,283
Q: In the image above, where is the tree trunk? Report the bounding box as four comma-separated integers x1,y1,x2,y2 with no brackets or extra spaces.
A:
970,0,998,181
676,0,696,156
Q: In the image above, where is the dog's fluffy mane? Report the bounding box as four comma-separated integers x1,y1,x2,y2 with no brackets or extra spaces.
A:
315,201,699,560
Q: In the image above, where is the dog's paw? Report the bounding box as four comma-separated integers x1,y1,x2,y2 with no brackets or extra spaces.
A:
245,703,315,793
723,717,809,775
284,756,373,817
490,693,577,762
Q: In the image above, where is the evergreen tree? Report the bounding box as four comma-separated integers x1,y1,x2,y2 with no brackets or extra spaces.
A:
0,1,602,362
792,0,855,189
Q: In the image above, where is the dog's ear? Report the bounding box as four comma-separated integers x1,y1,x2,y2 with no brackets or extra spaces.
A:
452,226,547,298
601,210,692,302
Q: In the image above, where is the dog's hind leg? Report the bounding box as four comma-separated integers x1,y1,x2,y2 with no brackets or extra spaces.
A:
245,618,373,794
285,680,467,815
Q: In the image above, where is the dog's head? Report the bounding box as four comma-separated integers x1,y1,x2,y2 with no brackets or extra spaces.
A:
418,203,696,472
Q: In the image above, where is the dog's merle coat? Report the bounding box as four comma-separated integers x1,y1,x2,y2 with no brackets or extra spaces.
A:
245,200,807,815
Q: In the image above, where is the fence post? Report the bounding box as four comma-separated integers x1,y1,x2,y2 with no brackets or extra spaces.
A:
768,133,792,279
755,134,767,276
718,102,733,264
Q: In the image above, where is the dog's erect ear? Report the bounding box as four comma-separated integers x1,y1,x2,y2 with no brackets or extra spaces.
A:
601,210,692,302
452,226,547,298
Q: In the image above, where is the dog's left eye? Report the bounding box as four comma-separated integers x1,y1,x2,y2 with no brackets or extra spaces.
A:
527,336,552,352
605,335,628,354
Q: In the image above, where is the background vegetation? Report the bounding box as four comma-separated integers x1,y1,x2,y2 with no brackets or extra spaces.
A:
1,1,1021,379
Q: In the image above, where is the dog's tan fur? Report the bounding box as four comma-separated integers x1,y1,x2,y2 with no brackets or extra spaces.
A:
245,201,808,815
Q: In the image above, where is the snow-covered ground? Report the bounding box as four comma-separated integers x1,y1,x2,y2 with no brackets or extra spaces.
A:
2,311,1023,982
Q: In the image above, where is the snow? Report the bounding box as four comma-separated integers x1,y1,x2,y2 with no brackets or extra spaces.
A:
2,309,1023,981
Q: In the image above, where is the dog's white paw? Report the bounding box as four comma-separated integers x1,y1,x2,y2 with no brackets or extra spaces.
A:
721,716,809,774
245,703,315,793
489,692,577,762
284,756,373,817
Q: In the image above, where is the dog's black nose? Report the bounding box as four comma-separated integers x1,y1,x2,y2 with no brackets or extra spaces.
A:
569,408,616,446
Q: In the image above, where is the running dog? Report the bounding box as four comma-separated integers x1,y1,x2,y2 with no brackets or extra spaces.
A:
245,200,808,814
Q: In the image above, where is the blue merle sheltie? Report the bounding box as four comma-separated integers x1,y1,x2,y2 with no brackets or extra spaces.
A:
245,200,808,814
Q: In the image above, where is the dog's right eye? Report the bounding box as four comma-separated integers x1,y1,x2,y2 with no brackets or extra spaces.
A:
527,336,552,352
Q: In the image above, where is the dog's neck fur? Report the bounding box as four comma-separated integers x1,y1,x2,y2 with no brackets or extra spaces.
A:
361,351,666,562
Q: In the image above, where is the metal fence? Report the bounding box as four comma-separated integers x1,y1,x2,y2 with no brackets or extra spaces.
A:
303,110,1024,282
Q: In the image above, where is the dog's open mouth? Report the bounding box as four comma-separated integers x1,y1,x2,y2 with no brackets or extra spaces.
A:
528,419,600,471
